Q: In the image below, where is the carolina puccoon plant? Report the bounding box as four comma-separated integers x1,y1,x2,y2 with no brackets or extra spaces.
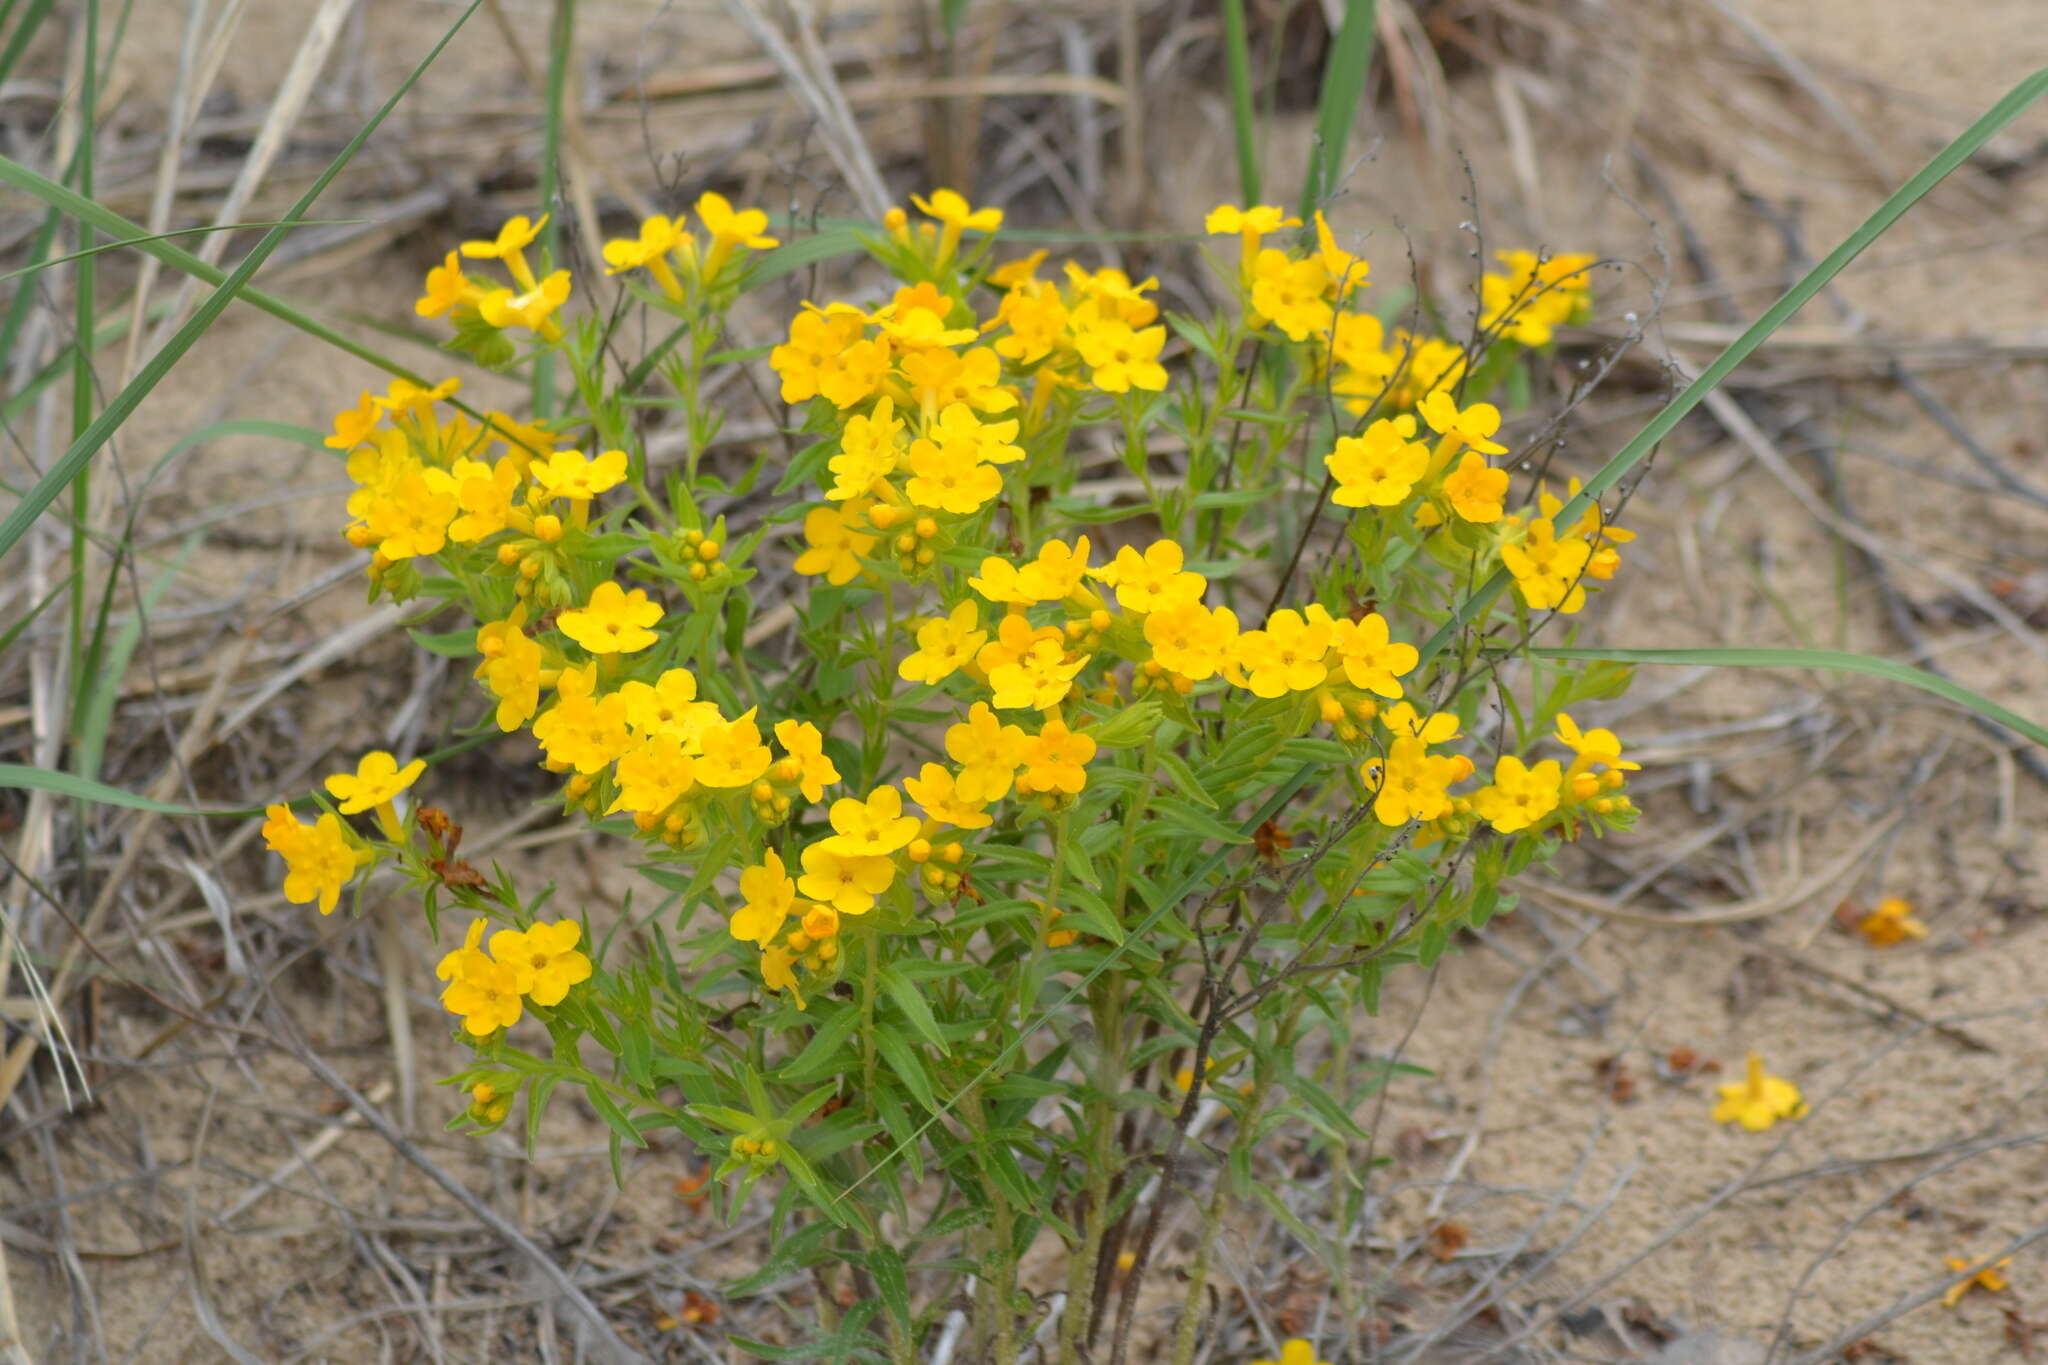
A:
262,188,1643,1361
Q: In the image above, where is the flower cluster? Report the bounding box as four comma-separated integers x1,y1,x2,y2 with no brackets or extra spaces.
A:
267,184,1646,1353
434,918,592,1037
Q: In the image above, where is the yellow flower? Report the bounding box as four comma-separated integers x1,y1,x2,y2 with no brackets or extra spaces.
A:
991,282,1070,365
1095,539,1205,614
1712,1051,1807,1132
794,501,880,585
357,454,460,561
876,283,980,350
618,668,719,743
695,191,779,278
1204,203,1301,278
1313,210,1367,295
801,903,840,942
325,751,426,815
773,719,842,802
325,391,380,450
902,763,994,829
1942,1255,2012,1308
1858,897,1928,948
602,214,686,301
1553,712,1640,774
731,850,799,946
1327,416,1429,508
822,785,920,858
446,457,526,543
1418,392,1508,455
797,843,895,914
531,448,629,501
607,738,697,816
558,582,664,656
1501,517,1593,614
416,251,479,318
1442,451,1509,524
694,710,773,788
901,347,1016,415
905,436,1003,515
1144,600,1239,681
1471,754,1562,833
1367,737,1462,826
975,612,1065,678
926,402,1025,465
1017,535,1093,603
491,919,592,1006
475,610,546,731
987,250,1047,290
760,944,805,1008
1480,249,1596,347
1017,717,1096,796
945,702,1029,803
1383,701,1460,744
910,188,1002,264
478,270,571,335
1231,607,1333,699
986,636,1085,712
532,669,633,774
436,921,526,1036
262,805,369,914
770,308,867,403
826,397,906,502
1073,317,1167,394
372,375,462,418
820,337,896,408
899,600,988,685
462,214,545,264
1330,612,1417,698
1249,248,1334,342
1253,1340,1329,1365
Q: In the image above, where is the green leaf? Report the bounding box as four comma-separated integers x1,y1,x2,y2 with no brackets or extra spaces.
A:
1534,646,2048,749
865,1245,914,1340
1150,796,1254,846
1419,66,2048,670
779,1002,862,1084
874,1025,940,1114
878,964,948,1051
1154,748,1216,808
408,628,478,659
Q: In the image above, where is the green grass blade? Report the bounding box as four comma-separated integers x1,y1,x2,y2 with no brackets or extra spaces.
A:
1534,647,2048,749
1221,0,1261,205
0,161,434,390
0,0,54,89
0,763,250,815
1416,65,2048,670
533,0,574,419
0,0,484,564
0,220,358,286
1298,0,1377,216
73,538,193,784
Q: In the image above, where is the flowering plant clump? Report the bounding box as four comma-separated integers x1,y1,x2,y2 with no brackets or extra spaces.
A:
275,189,1638,1361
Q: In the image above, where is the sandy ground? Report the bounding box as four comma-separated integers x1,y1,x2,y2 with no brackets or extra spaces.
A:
1,0,2045,1361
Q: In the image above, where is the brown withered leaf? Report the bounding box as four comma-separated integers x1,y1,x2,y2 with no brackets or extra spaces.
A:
1425,1222,1468,1261
418,806,462,852
1254,818,1294,862
431,857,485,890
